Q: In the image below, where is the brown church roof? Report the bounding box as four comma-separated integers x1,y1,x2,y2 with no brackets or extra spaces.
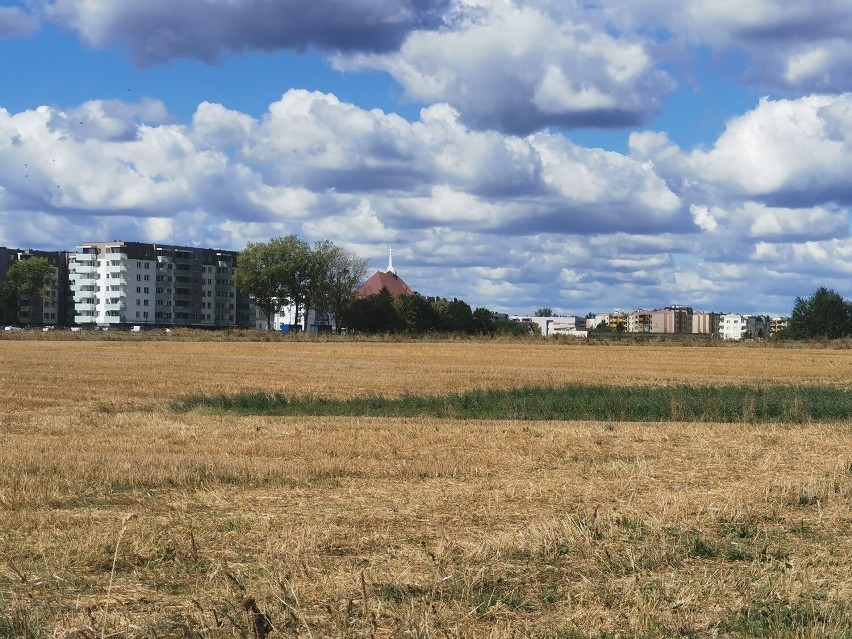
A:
356,271,414,298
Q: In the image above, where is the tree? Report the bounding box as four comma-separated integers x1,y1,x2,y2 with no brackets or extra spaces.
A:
788,287,852,340
4,257,56,326
235,239,292,331
433,298,474,334
301,240,337,332
394,294,436,334
472,307,496,335
277,235,312,332
322,245,369,333
535,308,553,317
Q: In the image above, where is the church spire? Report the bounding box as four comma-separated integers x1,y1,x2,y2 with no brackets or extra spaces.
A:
386,245,396,275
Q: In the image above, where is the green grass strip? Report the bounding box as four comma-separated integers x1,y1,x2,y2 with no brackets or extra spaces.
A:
172,384,852,422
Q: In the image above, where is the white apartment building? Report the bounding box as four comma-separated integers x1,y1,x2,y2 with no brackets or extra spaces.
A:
69,241,241,328
719,313,747,340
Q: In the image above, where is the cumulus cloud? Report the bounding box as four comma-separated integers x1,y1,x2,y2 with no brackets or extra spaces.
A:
1,89,849,316
0,6,39,39
336,0,672,134
630,94,852,207
43,0,450,65
603,0,852,93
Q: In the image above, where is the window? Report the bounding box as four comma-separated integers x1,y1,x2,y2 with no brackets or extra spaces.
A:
143,287,149,294
136,286,141,293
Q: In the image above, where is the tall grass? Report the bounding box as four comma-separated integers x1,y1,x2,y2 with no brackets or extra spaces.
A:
173,384,852,422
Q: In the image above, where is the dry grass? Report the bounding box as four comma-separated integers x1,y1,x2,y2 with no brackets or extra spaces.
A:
1,340,852,637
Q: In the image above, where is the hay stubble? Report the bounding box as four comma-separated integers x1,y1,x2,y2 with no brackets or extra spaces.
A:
1,340,851,637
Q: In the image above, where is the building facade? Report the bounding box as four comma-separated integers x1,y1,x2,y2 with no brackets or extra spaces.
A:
0,247,69,326
626,306,694,334
719,313,746,340
692,311,721,335
69,241,241,328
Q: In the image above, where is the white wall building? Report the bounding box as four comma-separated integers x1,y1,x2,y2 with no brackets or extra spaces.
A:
69,241,241,328
719,313,747,340
509,315,587,337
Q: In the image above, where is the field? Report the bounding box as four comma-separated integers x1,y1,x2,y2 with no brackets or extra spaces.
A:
1,338,852,638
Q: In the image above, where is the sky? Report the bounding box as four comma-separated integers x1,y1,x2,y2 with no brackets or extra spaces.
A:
1,1,851,316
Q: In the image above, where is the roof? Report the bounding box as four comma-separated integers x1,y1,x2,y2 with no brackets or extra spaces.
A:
356,270,414,298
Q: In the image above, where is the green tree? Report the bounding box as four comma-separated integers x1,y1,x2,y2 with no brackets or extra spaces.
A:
301,240,336,332
319,244,369,334
788,287,852,340
277,235,312,332
534,307,553,317
4,257,56,326
433,298,474,334
394,294,436,334
472,307,496,335
235,239,292,331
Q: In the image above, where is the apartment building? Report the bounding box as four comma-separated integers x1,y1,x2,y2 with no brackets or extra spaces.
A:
0,247,69,326
627,306,694,334
770,316,789,335
692,311,721,335
69,241,242,328
745,314,770,338
719,313,747,340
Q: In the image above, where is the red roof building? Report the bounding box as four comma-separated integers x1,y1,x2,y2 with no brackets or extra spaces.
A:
356,247,415,298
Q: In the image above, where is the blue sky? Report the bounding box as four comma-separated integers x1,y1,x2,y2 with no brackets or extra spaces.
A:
1,0,851,316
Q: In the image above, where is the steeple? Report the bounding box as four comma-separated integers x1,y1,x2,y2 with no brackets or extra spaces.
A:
386,245,396,275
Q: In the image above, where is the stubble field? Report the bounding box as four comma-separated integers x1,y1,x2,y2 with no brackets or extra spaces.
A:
1,338,851,638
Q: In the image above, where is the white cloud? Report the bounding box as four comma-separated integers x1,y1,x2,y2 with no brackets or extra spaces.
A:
603,0,852,93
336,0,671,134
44,0,451,64
631,94,852,206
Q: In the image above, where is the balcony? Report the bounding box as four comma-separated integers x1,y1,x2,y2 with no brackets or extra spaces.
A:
74,303,97,312
105,265,127,275
73,264,97,275
105,303,127,312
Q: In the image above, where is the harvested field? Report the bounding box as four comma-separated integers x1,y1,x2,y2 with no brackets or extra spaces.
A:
1,338,851,637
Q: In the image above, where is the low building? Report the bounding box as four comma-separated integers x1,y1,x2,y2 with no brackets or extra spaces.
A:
509,315,587,337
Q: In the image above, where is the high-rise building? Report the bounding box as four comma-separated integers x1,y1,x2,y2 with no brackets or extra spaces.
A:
68,241,241,328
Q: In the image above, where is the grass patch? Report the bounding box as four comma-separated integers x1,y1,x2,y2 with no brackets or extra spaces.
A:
173,384,852,422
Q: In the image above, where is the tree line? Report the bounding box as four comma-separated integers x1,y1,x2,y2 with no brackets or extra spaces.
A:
238,236,527,335
340,288,528,335
785,286,852,340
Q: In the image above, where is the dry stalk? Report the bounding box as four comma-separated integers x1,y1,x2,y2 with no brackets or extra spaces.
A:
100,512,136,639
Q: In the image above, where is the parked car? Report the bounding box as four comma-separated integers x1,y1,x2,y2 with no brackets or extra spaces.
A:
4,325,23,332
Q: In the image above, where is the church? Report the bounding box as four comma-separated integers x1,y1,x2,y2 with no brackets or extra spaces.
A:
356,248,414,299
